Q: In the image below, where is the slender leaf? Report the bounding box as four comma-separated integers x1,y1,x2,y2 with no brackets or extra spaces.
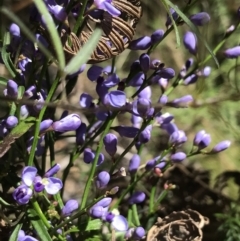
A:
64,28,102,75
0,76,8,86
0,7,54,64
28,208,52,241
9,223,22,241
161,0,180,47
164,0,219,67
33,0,65,70
85,219,102,231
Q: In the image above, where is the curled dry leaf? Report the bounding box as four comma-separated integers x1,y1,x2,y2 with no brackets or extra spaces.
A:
146,209,209,241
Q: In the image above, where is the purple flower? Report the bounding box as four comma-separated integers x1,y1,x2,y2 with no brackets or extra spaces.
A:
183,31,197,55
5,116,18,129
183,74,198,85
129,36,152,50
112,126,139,138
151,29,164,44
45,0,67,21
165,7,178,28
18,230,38,241
202,66,211,77
210,140,231,153
138,125,152,143
139,53,150,72
89,206,107,218
4,80,18,98
21,166,62,195
44,164,61,178
129,154,141,174
103,73,120,88
76,122,87,145
83,148,95,164
132,227,146,240
39,119,53,133
61,199,79,216
169,130,187,146
156,68,175,79
160,122,178,135
79,93,93,108
87,65,104,81
128,72,145,87
94,0,121,16
52,114,81,132
111,215,128,231
103,90,126,108
128,191,146,204
171,95,193,108
96,171,110,188
158,94,168,105
190,12,210,26
13,184,33,205
137,86,152,100
103,133,117,156
193,130,211,149
224,46,240,58
9,23,20,36
133,98,152,117
94,197,112,208
170,152,187,162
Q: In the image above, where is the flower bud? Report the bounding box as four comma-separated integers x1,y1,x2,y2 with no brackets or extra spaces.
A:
79,93,93,108
183,31,197,55
158,95,168,105
170,152,187,162
183,74,198,85
61,199,79,216
5,80,18,98
112,126,139,138
129,154,141,174
138,125,152,143
132,227,146,240
103,133,117,156
96,171,110,188
151,29,164,44
103,74,120,88
139,53,150,72
83,148,95,164
76,122,87,145
190,12,210,26
129,36,152,50
9,23,20,36
103,90,126,108
44,164,61,177
89,206,106,218
210,140,231,153
137,86,152,99
87,65,103,81
20,105,29,119
157,68,175,79
193,130,211,149
224,46,240,58
171,95,193,108
94,197,112,208
169,130,187,146
128,191,146,204
128,72,144,87
202,66,211,77
40,119,53,133
52,114,81,132
6,116,18,129
165,7,178,28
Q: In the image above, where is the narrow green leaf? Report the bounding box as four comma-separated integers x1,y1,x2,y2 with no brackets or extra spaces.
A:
33,0,65,70
0,7,54,64
9,223,22,241
0,117,35,158
64,28,102,75
1,44,17,78
164,0,219,67
0,76,8,86
161,0,180,47
85,219,102,231
28,208,52,241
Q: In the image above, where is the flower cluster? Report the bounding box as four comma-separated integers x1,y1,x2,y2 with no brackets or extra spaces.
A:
0,1,237,241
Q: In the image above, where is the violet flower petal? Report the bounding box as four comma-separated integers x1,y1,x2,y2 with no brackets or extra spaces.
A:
112,126,139,138
96,171,110,188
52,114,81,132
104,90,126,107
129,36,152,50
111,215,128,231
87,65,103,81
211,140,231,153
13,184,33,205
44,164,61,177
80,93,93,108
44,177,63,195
190,12,210,26
22,166,37,186
224,46,240,58
62,199,79,216
128,191,146,204
103,133,117,156
76,122,87,145
183,31,197,55
151,29,164,44
129,154,141,174
6,116,18,129
170,152,187,162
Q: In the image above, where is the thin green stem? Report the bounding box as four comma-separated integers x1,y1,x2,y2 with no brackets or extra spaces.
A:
79,114,115,210
28,72,61,166
132,204,140,226
73,0,89,34
149,186,156,214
